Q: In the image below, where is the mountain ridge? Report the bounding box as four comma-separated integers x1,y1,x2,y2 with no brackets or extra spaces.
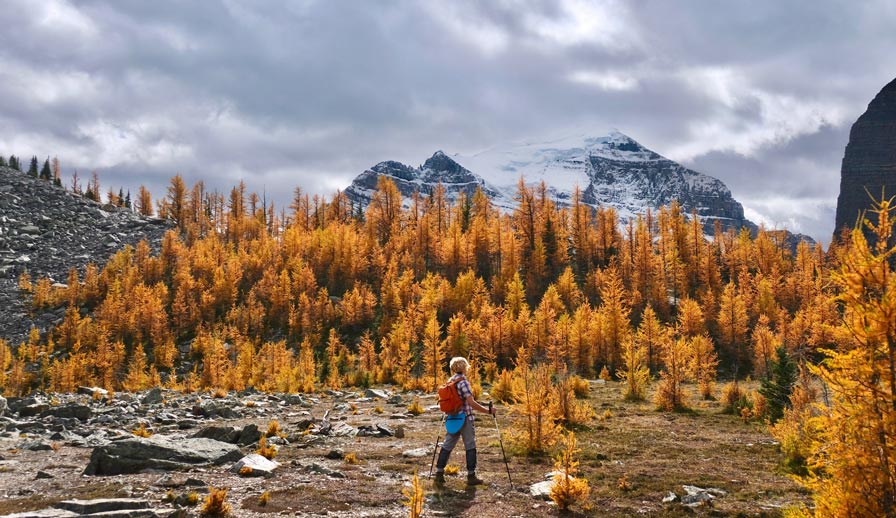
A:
346,131,768,236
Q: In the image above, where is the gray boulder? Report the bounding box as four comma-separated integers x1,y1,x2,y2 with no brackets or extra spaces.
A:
55,499,149,514
230,453,280,477
18,403,49,418
364,388,390,399
41,404,91,421
402,447,431,458
0,394,7,415
191,425,240,443
680,485,727,507
83,436,242,475
142,388,163,405
191,423,260,445
237,423,261,445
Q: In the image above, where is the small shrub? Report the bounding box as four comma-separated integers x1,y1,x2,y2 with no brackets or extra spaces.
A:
444,464,460,476
132,423,152,438
92,391,104,401
244,400,256,408
163,490,175,502
199,487,230,517
256,436,277,460
350,403,359,415
570,375,590,398
617,473,632,491
550,431,591,511
373,406,384,414
721,382,744,414
344,452,359,464
402,471,424,518
599,366,612,381
258,491,270,507
552,375,595,426
238,466,253,476
211,388,227,399
602,409,613,420
185,493,200,506
265,420,280,438
50,441,60,452
407,399,424,415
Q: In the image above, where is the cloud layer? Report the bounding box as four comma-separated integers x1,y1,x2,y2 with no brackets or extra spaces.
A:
2,0,895,244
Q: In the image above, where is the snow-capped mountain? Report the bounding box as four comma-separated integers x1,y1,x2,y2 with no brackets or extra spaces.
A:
344,132,754,234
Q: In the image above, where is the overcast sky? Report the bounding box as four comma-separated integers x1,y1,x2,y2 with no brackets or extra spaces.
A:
2,0,895,244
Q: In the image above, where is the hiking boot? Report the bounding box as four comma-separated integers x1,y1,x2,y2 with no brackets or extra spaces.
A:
434,472,445,487
466,473,485,486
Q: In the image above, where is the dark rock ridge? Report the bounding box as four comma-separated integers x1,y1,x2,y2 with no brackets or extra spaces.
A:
0,166,173,344
834,77,896,242
343,151,503,208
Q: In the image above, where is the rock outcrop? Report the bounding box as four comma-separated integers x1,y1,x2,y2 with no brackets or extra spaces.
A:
0,166,172,344
834,77,896,241
83,436,242,475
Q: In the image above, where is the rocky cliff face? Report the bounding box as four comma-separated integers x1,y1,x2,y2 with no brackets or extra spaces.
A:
834,77,896,239
0,166,172,344
345,132,757,235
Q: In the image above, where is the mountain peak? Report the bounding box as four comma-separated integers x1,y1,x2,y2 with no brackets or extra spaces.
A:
422,150,465,176
345,131,757,235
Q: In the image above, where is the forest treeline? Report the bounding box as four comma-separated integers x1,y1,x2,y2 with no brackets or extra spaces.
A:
3,173,837,395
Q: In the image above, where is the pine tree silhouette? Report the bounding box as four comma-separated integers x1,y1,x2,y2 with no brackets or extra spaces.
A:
39,158,52,181
27,156,38,177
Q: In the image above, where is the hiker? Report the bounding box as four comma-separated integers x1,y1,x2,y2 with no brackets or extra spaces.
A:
434,356,496,487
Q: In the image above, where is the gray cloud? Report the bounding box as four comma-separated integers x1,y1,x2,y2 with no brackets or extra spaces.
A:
1,0,894,245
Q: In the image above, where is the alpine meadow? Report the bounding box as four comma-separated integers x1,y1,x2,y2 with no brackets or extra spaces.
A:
2,2,896,517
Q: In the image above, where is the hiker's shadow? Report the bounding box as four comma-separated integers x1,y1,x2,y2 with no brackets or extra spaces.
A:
428,482,478,516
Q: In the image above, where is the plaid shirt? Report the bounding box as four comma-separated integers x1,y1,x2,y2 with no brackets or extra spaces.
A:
449,373,475,422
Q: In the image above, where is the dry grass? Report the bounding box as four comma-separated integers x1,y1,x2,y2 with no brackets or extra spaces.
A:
132,422,152,438
199,487,230,517
265,420,280,438
407,398,424,415
257,491,270,507
344,452,360,464
255,436,277,460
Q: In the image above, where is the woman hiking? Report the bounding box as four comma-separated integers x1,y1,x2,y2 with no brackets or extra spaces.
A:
434,356,496,487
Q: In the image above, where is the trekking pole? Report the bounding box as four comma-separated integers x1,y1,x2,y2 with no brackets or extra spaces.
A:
489,401,513,488
428,413,446,478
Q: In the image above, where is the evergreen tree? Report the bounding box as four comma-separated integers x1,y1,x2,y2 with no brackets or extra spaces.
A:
0,156,6,167
39,158,52,181
27,156,39,177
759,345,797,422
8,155,20,171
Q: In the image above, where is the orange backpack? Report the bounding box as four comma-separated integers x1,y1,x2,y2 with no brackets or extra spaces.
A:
438,378,464,414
